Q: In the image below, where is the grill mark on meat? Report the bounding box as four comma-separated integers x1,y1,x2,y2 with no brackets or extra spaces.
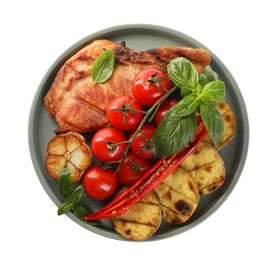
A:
175,50,188,58
77,96,107,116
154,55,168,64
75,70,87,80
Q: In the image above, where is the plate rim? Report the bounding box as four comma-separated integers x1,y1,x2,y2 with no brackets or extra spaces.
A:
28,23,249,241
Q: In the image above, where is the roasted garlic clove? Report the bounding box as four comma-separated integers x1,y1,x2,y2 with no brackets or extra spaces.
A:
45,132,92,183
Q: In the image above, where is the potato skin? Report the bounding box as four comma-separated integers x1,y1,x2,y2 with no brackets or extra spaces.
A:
154,167,199,225
110,189,161,241
179,143,225,194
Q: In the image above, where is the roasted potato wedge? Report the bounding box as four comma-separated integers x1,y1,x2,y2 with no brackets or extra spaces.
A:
179,143,225,194
154,167,199,225
110,188,161,241
45,132,92,183
203,102,236,150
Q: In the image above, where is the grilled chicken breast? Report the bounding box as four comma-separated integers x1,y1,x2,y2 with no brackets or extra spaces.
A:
44,39,210,133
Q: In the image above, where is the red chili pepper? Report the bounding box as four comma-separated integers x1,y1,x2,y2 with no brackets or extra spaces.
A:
83,122,207,221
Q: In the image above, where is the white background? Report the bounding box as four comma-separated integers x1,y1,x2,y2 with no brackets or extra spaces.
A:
1,0,275,259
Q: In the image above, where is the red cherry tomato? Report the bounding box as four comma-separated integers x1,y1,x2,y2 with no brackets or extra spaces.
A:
132,68,171,106
107,96,143,130
91,127,127,163
117,152,151,186
82,165,118,200
130,125,156,159
154,99,179,126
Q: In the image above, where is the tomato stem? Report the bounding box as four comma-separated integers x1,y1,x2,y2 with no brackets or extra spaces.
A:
111,85,178,174
146,73,168,93
104,139,130,149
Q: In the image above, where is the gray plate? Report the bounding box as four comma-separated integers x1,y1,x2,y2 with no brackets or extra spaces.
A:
28,24,249,241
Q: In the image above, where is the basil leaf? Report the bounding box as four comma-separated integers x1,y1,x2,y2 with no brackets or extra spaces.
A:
201,81,225,102
167,57,199,95
173,94,200,117
199,73,209,87
204,65,218,82
200,102,224,146
57,167,74,198
57,201,74,216
199,66,219,87
67,185,84,204
91,49,115,84
73,205,102,226
73,204,90,218
153,106,197,158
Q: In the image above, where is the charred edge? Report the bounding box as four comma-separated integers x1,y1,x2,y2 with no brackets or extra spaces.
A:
175,200,192,215
175,51,188,59
146,48,157,55
112,218,158,228
145,49,169,64
120,41,126,46
155,55,168,64
54,130,61,135
113,46,132,62
160,203,186,224
113,46,130,56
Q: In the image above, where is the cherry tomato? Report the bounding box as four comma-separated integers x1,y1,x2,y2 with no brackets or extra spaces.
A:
91,127,127,163
129,125,156,159
117,152,151,186
107,96,143,130
154,99,179,126
82,165,118,200
132,68,171,106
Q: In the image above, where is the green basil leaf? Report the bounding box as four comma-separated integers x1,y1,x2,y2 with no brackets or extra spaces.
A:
153,106,197,158
91,49,115,84
73,204,90,218
200,102,224,147
201,81,225,102
167,57,199,95
67,185,84,204
173,94,200,117
199,66,219,87
57,167,74,198
57,201,74,216
204,65,218,82
199,73,209,87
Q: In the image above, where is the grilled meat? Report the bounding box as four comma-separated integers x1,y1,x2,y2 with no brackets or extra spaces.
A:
44,39,210,133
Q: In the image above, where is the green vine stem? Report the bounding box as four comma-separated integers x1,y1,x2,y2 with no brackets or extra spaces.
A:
106,85,178,173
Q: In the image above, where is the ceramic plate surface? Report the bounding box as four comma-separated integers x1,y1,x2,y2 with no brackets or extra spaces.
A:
28,24,249,241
